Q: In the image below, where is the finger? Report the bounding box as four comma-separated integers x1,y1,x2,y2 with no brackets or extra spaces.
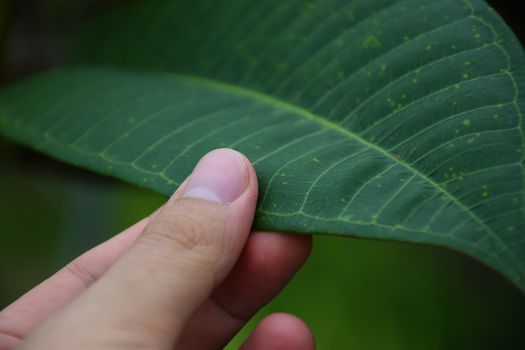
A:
0,218,148,346
0,179,188,347
21,149,258,349
176,232,312,349
240,313,315,350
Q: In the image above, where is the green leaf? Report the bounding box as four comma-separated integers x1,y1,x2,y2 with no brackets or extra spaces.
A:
1,0,524,291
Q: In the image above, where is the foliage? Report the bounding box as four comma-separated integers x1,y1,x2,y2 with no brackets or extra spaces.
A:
0,0,524,291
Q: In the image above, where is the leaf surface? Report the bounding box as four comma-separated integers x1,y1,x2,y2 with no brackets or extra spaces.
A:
1,0,524,290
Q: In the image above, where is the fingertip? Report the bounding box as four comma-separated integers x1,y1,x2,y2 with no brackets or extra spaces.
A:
241,313,315,350
181,148,251,203
169,148,258,205
261,313,315,350
229,148,258,207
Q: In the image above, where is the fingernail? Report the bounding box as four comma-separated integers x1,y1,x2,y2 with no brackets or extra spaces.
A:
182,149,248,203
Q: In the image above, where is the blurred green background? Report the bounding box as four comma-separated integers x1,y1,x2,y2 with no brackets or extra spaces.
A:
1,1,524,349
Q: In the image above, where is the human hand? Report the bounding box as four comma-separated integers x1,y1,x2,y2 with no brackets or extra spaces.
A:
0,149,314,349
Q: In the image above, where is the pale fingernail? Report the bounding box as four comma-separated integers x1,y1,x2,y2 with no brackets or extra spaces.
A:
182,149,248,203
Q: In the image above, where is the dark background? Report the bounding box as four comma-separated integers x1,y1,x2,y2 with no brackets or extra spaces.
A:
1,1,524,348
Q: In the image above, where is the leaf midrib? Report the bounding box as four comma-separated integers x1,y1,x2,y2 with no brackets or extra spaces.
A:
167,72,520,276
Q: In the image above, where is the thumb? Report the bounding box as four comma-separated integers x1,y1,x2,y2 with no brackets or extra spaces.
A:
22,149,258,349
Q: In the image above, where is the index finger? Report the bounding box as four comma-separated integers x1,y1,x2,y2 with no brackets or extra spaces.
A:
0,218,148,346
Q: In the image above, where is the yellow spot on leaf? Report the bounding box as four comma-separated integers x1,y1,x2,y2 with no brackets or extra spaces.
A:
462,73,469,79
312,157,320,163
482,191,489,198
363,35,381,48
463,119,471,126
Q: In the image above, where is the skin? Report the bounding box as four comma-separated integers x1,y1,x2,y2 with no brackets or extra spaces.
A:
0,149,315,349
